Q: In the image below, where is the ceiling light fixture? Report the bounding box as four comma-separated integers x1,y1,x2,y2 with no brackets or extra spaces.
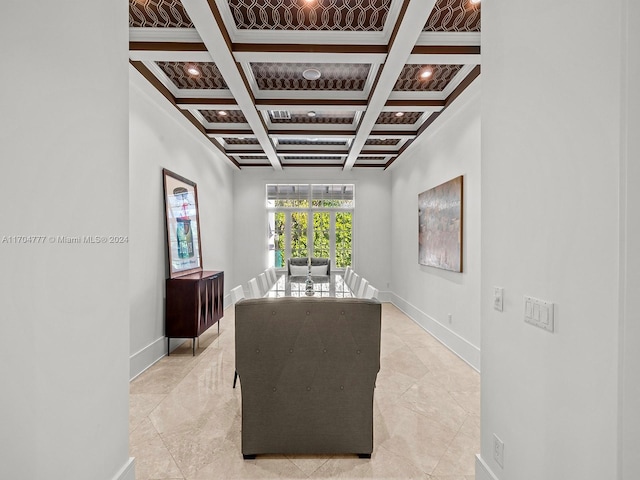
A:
186,64,201,76
394,112,404,117
470,0,481,4
307,111,317,117
218,110,227,116
420,68,433,79
302,68,322,81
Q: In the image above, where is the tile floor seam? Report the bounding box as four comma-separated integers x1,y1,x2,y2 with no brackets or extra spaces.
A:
428,413,469,477
151,414,188,480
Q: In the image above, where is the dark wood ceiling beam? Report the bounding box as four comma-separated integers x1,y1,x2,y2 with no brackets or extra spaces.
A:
255,99,369,107
225,149,264,154
177,97,238,106
358,149,398,155
206,128,254,135
129,41,208,51
232,43,388,54
411,45,481,55
280,163,345,168
385,99,446,108
269,130,355,137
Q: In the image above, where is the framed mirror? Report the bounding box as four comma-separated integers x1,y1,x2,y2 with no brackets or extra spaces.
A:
162,168,203,278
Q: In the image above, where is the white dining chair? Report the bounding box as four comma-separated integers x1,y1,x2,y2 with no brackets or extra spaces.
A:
248,277,261,299
344,266,352,284
364,284,379,300
231,285,245,304
257,272,269,295
357,278,369,298
349,272,360,294
266,266,277,286
346,269,354,286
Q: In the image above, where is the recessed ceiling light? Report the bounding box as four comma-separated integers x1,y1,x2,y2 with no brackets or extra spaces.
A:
302,68,322,81
307,111,317,117
186,64,201,76
420,68,433,79
218,110,227,116
394,112,404,117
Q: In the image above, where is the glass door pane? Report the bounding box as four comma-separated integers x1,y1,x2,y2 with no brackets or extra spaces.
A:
271,211,285,268
290,212,308,258
335,211,352,268
313,212,330,258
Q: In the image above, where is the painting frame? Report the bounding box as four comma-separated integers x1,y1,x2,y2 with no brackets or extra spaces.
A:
418,175,463,272
162,168,203,278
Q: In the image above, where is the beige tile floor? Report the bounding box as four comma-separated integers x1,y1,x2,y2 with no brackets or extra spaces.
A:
130,303,480,480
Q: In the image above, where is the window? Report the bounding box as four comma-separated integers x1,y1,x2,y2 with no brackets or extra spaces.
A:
267,184,354,269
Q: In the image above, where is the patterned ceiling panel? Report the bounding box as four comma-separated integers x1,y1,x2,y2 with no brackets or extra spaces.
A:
365,138,400,145
129,0,193,28
227,0,391,31
394,64,463,91
271,112,355,124
357,156,386,161
424,0,481,32
239,155,269,160
157,62,228,89
224,137,260,144
251,63,370,91
200,110,247,123
376,111,423,124
278,139,348,146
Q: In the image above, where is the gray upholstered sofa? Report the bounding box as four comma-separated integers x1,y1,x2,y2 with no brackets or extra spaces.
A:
235,296,381,458
287,257,331,275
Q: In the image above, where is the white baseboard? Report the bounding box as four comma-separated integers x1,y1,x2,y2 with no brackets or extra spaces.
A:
129,336,168,381
476,454,499,480
111,457,135,480
388,291,481,372
130,300,232,381
129,335,191,380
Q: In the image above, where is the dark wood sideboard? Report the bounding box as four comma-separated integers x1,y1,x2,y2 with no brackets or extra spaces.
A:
165,270,224,355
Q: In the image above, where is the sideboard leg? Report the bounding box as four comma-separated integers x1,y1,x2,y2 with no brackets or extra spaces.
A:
167,337,170,356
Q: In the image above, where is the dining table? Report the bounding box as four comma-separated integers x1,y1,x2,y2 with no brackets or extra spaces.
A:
265,272,355,298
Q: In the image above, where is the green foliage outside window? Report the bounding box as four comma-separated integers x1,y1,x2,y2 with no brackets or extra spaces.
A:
269,190,353,268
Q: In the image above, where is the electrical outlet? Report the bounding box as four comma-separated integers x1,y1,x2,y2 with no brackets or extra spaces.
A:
493,434,504,468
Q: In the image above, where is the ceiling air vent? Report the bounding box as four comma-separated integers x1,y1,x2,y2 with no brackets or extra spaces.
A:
269,110,291,120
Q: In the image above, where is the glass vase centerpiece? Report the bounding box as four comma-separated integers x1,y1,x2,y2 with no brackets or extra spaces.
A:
305,257,314,295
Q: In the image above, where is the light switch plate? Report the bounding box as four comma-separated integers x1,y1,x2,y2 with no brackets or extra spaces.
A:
493,287,503,312
524,295,554,332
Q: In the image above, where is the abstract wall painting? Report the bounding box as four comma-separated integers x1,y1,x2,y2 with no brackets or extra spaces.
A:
418,175,463,272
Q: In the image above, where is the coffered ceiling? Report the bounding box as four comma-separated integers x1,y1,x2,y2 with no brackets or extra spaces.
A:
129,0,481,170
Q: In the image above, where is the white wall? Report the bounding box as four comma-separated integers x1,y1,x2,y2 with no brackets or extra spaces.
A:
129,66,235,378
621,0,640,477
232,168,392,294
388,79,481,369
0,2,132,479
480,1,625,478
